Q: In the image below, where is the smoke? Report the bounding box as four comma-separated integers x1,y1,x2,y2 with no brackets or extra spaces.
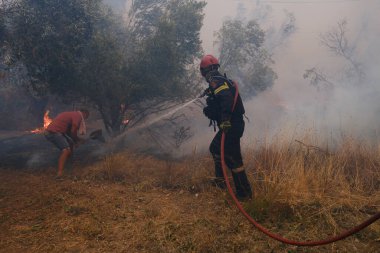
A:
18,0,380,163
26,152,46,168
23,0,376,159
189,0,380,152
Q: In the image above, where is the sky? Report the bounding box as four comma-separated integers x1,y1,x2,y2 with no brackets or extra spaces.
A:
104,0,380,153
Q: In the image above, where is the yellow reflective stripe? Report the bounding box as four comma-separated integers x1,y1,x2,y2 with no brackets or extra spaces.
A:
214,82,229,94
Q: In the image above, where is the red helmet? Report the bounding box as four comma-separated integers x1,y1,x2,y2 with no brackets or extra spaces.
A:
200,55,220,77
200,55,219,69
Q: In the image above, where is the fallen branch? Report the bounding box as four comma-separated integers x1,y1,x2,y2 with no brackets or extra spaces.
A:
295,139,332,155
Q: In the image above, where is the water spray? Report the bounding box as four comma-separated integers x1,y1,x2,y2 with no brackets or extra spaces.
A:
132,97,201,131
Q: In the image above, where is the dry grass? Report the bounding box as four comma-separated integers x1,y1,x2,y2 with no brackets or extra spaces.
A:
0,136,379,252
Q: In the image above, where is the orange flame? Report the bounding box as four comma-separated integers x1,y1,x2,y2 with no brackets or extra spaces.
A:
30,110,52,133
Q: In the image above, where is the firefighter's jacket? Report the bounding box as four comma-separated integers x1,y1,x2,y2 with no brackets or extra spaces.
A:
203,73,245,126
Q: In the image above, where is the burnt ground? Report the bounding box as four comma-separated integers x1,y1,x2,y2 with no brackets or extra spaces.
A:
0,128,181,170
0,130,110,169
0,132,54,168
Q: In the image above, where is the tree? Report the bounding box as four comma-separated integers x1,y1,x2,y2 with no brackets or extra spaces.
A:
320,19,363,82
0,0,13,73
264,10,296,53
0,7,5,44
304,19,364,89
4,0,206,135
5,0,105,96
90,0,206,133
215,19,277,98
125,0,205,100
0,11,5,76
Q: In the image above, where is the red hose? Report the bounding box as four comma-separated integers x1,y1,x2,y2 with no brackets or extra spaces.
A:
221,132,380,246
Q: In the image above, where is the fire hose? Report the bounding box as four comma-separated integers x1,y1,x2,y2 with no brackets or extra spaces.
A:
220,133,380,246
215,78,380,246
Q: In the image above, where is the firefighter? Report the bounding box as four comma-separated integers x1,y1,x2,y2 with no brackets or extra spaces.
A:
44,109,89,179
200,55,252,201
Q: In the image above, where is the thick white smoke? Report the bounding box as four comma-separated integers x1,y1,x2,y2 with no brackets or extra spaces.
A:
195,0,380,151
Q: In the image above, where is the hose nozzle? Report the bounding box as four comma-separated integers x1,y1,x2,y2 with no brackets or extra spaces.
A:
199,88,211,98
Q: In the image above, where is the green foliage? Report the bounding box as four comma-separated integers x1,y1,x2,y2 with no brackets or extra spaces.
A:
127,0,167,41
3,0,206,134
7,0,103,95
216,19,277,98
127,0,206,102
0,1,13,69
0,13,5,44
77,14,130,133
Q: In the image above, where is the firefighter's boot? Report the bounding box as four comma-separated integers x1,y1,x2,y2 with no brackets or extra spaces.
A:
232,170,252,201
212,154,226,189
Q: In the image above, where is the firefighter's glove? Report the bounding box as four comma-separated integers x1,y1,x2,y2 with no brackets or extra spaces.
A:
200,88,211,98
220,121,232,133
203,106,215,121
203,106,210,118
